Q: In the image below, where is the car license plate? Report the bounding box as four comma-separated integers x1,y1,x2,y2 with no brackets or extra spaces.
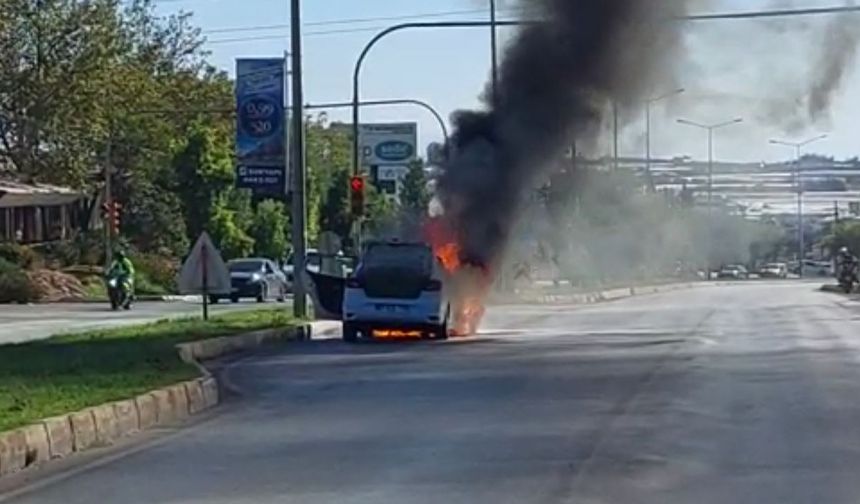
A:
376,303,406,313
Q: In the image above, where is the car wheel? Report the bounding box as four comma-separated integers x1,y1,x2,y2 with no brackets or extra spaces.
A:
277,285,287,302
230,295,240,303
209,295,220,305
342,323,358,342
434,305,451,340
433,324,449,340
256,285,267,303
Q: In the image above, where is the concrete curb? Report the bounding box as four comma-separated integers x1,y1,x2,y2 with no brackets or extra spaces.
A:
0,324,309,479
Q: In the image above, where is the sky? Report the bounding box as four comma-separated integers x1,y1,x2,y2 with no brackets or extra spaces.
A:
153,0,860,164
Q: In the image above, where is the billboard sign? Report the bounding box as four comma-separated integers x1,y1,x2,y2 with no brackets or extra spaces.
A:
359,122,417,167
235,58,287,195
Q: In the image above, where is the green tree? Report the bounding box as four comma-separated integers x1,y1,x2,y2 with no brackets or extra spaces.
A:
319,168,351,240
400,159,430,218
251,199,289,260
824,221,860,256
172,123,235,242
364,186,398,238
306,117,352,244
207,199,254,260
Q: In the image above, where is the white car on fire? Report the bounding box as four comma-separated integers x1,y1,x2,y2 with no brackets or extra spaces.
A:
342,241,450,342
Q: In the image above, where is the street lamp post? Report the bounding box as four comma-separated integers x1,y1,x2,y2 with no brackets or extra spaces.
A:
645,88,685,190
769,134,827,277
489,0,499,106
677,117,744,279
350,20,529,177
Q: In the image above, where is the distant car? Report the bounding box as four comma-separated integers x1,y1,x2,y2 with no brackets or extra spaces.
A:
283,249,352,289
802,260,834,277
342,241,449,342
759,262,788,279
211,258,288,304
718,265,749,280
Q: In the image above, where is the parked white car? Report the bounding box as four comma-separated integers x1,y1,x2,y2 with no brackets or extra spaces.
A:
342,241,449,342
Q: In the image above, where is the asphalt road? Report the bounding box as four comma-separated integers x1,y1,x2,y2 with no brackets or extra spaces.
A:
6,281,860,503
0,299,289,344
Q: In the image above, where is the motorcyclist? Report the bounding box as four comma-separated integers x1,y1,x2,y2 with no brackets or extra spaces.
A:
108,250,135,305
837,247,857,274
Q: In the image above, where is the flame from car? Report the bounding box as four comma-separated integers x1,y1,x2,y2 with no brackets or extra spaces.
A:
424,217,490,337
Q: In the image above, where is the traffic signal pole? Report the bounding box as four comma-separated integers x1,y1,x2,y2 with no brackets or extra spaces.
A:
104,127,113,268
290,0,308,318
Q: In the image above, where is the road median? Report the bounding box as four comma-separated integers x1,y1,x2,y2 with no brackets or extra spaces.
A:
0,308,307,479
494,280,703,305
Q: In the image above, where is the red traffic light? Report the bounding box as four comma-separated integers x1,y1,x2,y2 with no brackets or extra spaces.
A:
349,176,365,217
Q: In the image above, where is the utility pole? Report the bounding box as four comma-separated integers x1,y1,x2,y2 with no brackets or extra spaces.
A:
489,0,499,105
677,117,744,280
104,127,113,268
613,100,619,171
290,0,307,318
769,134,827,278
645,88,684,192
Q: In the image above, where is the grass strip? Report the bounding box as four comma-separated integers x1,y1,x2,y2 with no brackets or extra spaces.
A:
0,308,296,432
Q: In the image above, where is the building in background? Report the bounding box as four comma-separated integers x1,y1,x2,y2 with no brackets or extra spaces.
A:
0,180,85,244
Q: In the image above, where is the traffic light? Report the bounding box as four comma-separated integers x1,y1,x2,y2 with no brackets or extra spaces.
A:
349,175,365,217
111,201,122,235
101,200,122,235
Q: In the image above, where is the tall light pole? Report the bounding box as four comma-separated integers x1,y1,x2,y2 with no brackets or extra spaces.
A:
290,0,307,318
489,0,499,106
645,88,685,190
677,117,743,279
770,134,827,277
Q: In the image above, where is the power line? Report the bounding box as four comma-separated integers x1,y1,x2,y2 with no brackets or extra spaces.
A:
205,5,860,45
204,7,523,35
207,26,387,44
684,5,860,20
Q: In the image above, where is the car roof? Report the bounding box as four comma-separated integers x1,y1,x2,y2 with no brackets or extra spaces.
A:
229,258,269,264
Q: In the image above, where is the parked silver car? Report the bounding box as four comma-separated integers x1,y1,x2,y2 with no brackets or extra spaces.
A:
211,258,288,303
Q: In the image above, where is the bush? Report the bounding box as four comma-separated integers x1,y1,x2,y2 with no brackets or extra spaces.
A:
135,270,169,296
132,253,179,293
0,258,38,303
0,243,40,269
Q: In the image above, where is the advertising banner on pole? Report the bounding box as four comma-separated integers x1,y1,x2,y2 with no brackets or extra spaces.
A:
235,58,287,195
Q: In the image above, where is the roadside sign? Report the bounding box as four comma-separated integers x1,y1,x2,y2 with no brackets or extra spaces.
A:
377,165,406,181
359,123,417,167
177,232,231,320
235,165,286,195
235,58,288,195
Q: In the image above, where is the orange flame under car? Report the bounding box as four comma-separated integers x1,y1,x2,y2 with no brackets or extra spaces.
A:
424,217,490,337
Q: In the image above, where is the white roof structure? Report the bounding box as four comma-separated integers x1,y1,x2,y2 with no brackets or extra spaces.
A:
0,180,83,208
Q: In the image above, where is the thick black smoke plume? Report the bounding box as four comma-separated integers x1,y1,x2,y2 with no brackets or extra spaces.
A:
437,0,689,268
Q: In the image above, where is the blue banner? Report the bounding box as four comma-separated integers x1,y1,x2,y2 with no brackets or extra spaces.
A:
236,58,286,194
236,165,286,196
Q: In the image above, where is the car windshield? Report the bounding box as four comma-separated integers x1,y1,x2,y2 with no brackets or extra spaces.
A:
228,260,263,273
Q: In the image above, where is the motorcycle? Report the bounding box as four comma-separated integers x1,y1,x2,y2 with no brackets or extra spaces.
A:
106,273,133,310
838,262,858,294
